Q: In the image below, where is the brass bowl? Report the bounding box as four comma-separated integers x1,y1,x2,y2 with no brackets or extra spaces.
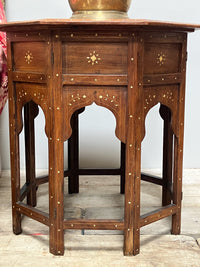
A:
68,0,132,19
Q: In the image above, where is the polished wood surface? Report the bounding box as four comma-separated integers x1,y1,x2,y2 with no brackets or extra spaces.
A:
2,19,199,256
1,18,200,29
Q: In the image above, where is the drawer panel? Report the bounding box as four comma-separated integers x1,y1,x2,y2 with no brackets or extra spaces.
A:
62,42,128,75
144,43,181,74
12,42,49,72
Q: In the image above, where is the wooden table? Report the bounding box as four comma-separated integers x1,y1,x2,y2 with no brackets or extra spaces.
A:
1,19,199,256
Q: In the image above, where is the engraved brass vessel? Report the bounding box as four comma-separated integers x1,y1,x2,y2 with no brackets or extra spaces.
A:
68,0,132,19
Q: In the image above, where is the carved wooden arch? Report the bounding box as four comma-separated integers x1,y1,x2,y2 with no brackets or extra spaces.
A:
63,86,127,143
142,85,179,141
15,83,49,136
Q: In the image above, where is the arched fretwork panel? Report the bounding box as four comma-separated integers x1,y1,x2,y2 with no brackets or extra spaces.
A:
14,83,50,137
63,86,127,143
142,85,179,141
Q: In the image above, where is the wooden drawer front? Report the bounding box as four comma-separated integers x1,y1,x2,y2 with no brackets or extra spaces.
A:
12,42,48,72
144,43,181,74
62,42,128,74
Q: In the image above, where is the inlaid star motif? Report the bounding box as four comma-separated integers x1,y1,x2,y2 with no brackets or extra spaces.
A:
87,51,101,65
25,51,33,64
157,52,166,66
91,54,97,62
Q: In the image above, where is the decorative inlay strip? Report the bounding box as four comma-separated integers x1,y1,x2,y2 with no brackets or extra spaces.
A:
62,74,128,86
143,73,182,86
144,90,175,110
17,89,46,105
68,92,119,108
12,72,47,83
98,93,119,107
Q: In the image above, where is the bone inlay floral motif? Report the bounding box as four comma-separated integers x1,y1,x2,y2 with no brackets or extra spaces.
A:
25,51,33,64
157,52,166,66
87,51,101,65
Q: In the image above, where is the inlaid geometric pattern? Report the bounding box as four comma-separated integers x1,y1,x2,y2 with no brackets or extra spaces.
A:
87,51,101,65
156,52,166,66
24,51,33,64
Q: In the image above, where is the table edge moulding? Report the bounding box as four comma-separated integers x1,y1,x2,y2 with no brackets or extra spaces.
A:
1,19,200,256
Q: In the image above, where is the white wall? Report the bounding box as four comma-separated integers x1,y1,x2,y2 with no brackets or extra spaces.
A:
0,0,200,170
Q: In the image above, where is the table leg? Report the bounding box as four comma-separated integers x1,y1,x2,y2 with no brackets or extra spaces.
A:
172,39,186,234
49,135,64,255
10,137,22,234
171,136,183,235
24,101,39,207
171,36,187,235
124,137,141,256
9,94,22,235
49,37,64,254
68,110,79,194
120,142,126,194
124,36,142,256
159,104,173,206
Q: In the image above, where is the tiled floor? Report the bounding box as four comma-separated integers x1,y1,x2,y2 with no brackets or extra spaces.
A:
0,169,200,266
